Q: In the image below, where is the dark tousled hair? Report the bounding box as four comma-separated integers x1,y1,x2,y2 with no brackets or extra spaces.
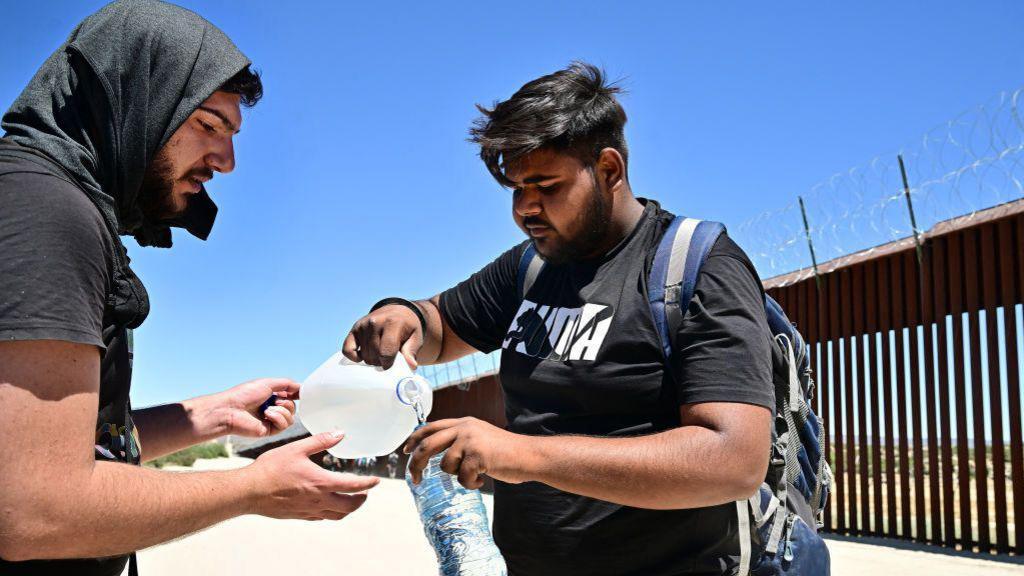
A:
469,61,628,187
219,65,263,108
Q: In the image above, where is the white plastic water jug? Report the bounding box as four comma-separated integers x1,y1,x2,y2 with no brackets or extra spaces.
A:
298,352,433,458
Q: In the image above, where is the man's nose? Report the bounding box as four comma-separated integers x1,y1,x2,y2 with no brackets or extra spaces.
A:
513,187,542,218
206,137,236,174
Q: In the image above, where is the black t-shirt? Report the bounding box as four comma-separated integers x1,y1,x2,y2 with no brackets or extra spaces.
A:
440,199,773,576
0,147,138,575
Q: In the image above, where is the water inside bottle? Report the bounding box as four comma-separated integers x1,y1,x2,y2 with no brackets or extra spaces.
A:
405,394,506,575
408,449,507,575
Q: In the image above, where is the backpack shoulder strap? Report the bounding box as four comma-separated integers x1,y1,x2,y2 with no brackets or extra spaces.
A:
516,243,545,300
647,216,726,359
649,216,753,570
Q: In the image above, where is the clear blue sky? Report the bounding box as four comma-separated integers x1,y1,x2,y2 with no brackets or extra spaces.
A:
2,1,1022,407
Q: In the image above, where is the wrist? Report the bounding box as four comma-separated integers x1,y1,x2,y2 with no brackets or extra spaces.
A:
370,297,427,336
183,393,232,439
234,463,267,516
507,433,545,483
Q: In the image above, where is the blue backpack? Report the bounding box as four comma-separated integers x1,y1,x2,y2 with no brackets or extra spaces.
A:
516,216,833,575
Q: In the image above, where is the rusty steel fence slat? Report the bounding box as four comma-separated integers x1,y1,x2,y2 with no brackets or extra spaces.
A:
934,234,958,548
893,255,913,539
921,245,943,544
949,230,974,548
983,223,1009,554
866,259,883,534
842,268,859,534
965,228,992,552
832,271,847,532
1011,214,1024,553
906,250,927,542
820,271,834,529
855,263,871,534
880,256,898,538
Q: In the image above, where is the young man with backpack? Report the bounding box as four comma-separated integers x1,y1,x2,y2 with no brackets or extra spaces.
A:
344,62,831,575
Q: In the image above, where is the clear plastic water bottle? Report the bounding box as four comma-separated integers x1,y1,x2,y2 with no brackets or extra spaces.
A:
407,445,507,576
298,352,432,458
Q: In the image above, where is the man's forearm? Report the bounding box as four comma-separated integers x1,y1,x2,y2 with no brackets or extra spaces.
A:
133,394,228,461
414,295,477,365
10,460,254,560
521,426,765,510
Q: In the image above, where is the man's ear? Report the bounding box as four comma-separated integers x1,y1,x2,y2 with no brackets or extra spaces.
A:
596,148,626,192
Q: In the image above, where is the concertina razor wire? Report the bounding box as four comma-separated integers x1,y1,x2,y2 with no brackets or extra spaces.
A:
733,85,1024,282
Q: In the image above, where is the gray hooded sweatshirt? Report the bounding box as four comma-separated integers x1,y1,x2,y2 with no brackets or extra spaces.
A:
0,1,250,573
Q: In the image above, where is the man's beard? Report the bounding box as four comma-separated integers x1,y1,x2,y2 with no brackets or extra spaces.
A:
531,168,610,265
138,147,180,222
138,148,213,222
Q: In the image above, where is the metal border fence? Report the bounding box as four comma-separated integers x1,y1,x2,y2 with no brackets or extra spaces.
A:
767,199,1024,554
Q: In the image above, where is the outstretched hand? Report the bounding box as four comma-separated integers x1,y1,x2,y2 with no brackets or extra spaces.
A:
218,377,299,438
247,431,380,521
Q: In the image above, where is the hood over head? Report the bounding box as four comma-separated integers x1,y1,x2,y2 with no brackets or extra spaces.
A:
3,0,251,246
1,0,252,327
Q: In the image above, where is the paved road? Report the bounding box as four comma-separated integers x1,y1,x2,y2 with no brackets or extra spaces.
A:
128,458,1024,575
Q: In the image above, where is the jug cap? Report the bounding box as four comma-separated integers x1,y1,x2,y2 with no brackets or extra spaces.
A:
396,376,425,403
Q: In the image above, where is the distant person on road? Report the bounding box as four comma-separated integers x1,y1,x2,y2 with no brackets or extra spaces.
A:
0,2,375,574
388,452,401,478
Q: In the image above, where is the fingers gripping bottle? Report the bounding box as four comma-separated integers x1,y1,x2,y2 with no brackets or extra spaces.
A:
298,352,432,458
407,439,507,576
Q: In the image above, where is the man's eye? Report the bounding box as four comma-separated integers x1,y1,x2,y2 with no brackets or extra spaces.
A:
536,184,557,194
198,120,216,134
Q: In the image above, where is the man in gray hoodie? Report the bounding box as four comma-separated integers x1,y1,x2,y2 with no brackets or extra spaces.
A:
0,2,377,574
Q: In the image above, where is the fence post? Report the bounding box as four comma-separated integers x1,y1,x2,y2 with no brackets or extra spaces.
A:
455,357,469,391
459,355,478,391
898,154,924,264
799,196,822,289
